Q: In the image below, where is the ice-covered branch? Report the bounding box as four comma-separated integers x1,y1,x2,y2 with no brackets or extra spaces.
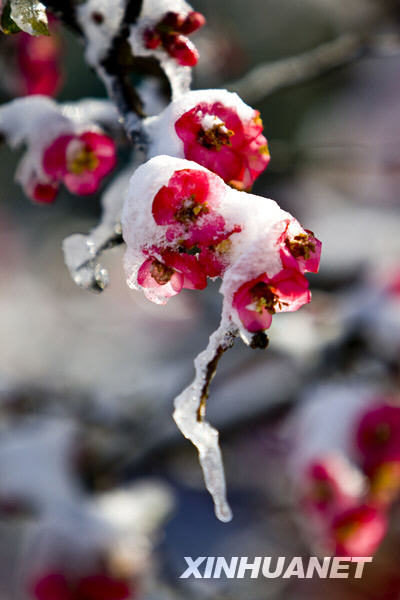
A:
226,32,400,104
63,166,132,292
196,334,236,422
173,321,237,522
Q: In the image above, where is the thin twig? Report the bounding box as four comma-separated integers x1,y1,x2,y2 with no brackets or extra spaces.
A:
196,332,236,422
226,32,400,104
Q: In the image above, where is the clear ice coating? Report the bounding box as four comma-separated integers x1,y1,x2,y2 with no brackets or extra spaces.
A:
63,167,132,292
173,318,235,522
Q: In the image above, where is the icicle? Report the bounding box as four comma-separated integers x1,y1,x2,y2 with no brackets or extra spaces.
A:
173,317,236,522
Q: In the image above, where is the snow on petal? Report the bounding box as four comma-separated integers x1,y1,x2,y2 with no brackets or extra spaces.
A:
145,89,270,187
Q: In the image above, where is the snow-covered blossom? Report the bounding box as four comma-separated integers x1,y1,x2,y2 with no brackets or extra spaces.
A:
230,227,321,334
122,156,239,304
143,10,205,66
330,504,387,556
146,89,270,189
128,0,202,98
32,572,132,600
122,155,320,331
137,249,207,299
0,97,118,204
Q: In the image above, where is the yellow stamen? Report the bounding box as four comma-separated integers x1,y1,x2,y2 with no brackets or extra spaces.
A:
69,147,99,175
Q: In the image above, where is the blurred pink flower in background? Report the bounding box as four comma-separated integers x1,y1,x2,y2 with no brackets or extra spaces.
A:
331,504,387,557
32,572,132,600
16,19,63,97
42,131,116,197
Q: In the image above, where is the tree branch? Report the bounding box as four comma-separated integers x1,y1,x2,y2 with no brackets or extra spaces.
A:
197,334,236,422
226,32,400,104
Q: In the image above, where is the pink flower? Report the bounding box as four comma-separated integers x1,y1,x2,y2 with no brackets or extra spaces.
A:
331,505,387,556
32,572,131,600
386,269,400,297
367,461,400,506
26,179,59,205
232,268,311,333
302,460,357,517
152,168,226,242
151,168,241,278
143,10,205,66
175,102,270,189
137,249,207,299
196,228,241,277
16,18,63,97
279,222,322,274
163,34,198,67
356,403,400,468
43,131,116,196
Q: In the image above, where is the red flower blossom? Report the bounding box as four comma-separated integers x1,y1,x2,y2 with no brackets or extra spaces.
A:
151,168,241,279
137,249,207,300
16,20,63,97
302,459,359,516
26,179,60,205
152,168,226,243
175,102,270,189
143,10,205,66
367,461,400,506
163,34,198,67
279,222,322,274
232,268,311,333
331,505,387,556
43,131,116,196
356,403,400,467
32,572,131,600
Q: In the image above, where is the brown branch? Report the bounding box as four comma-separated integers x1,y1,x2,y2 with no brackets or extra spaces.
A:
196,332,236,422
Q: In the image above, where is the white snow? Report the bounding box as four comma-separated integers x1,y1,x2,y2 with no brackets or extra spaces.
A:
77,0,126,67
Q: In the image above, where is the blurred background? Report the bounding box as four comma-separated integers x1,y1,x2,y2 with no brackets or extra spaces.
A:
1,0,400,598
